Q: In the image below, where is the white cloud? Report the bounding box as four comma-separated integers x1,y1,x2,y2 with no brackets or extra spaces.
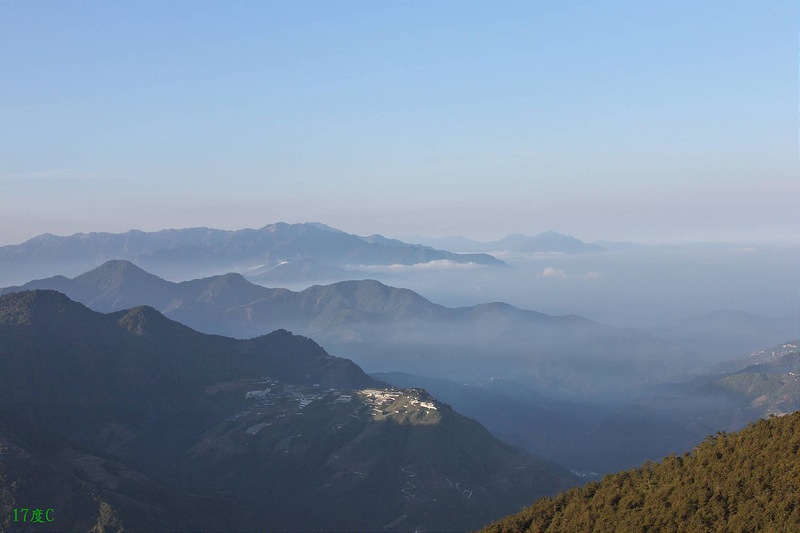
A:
490,251,566,260
351,260,485,273
542,267,567,279
583,272,600,280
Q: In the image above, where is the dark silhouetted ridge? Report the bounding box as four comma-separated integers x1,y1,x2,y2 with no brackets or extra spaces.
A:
0,290,577,532
0,289,97,327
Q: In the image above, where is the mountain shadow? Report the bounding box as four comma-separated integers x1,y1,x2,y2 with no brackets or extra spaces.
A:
0,290,577,532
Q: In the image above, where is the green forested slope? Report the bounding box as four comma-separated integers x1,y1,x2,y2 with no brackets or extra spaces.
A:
480,412,800,533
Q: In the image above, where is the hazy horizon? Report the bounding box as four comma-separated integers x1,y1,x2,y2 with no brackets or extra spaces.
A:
0,220,797,249
1,220,796,332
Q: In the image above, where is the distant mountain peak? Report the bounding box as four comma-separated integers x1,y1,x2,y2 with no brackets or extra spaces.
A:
304,222,345,233
115,305,171,336
260,222,290,232
408,231,604,254
195,272,262,303
0,289,95,327
92,259,142,271
208,271,251,284
74,260,166,292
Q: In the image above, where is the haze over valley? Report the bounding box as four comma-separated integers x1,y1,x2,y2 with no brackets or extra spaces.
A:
2,225,797,481
1,222,795,334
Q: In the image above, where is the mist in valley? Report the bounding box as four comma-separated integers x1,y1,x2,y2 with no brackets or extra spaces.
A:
3,230,795,478
351,242,798,332
237,236,800,475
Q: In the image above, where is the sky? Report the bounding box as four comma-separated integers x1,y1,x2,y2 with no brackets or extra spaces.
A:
1,1,797,245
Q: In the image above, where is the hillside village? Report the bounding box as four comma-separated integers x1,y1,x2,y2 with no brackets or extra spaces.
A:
747,342,798,363
182,372,500,529
199,376,444,450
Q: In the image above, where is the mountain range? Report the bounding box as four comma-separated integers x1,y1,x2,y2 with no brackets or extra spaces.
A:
0,290,578,532
406,231,605,254
2,260,696,398
0,222,504,286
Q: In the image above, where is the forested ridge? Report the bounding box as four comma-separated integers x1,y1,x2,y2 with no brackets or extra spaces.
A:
479,412,799,533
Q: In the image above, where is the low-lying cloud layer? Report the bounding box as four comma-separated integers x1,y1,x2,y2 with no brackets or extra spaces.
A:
542,267,567,279
352,260,487,273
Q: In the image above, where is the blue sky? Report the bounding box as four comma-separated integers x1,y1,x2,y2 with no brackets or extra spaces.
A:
1,1,797,244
